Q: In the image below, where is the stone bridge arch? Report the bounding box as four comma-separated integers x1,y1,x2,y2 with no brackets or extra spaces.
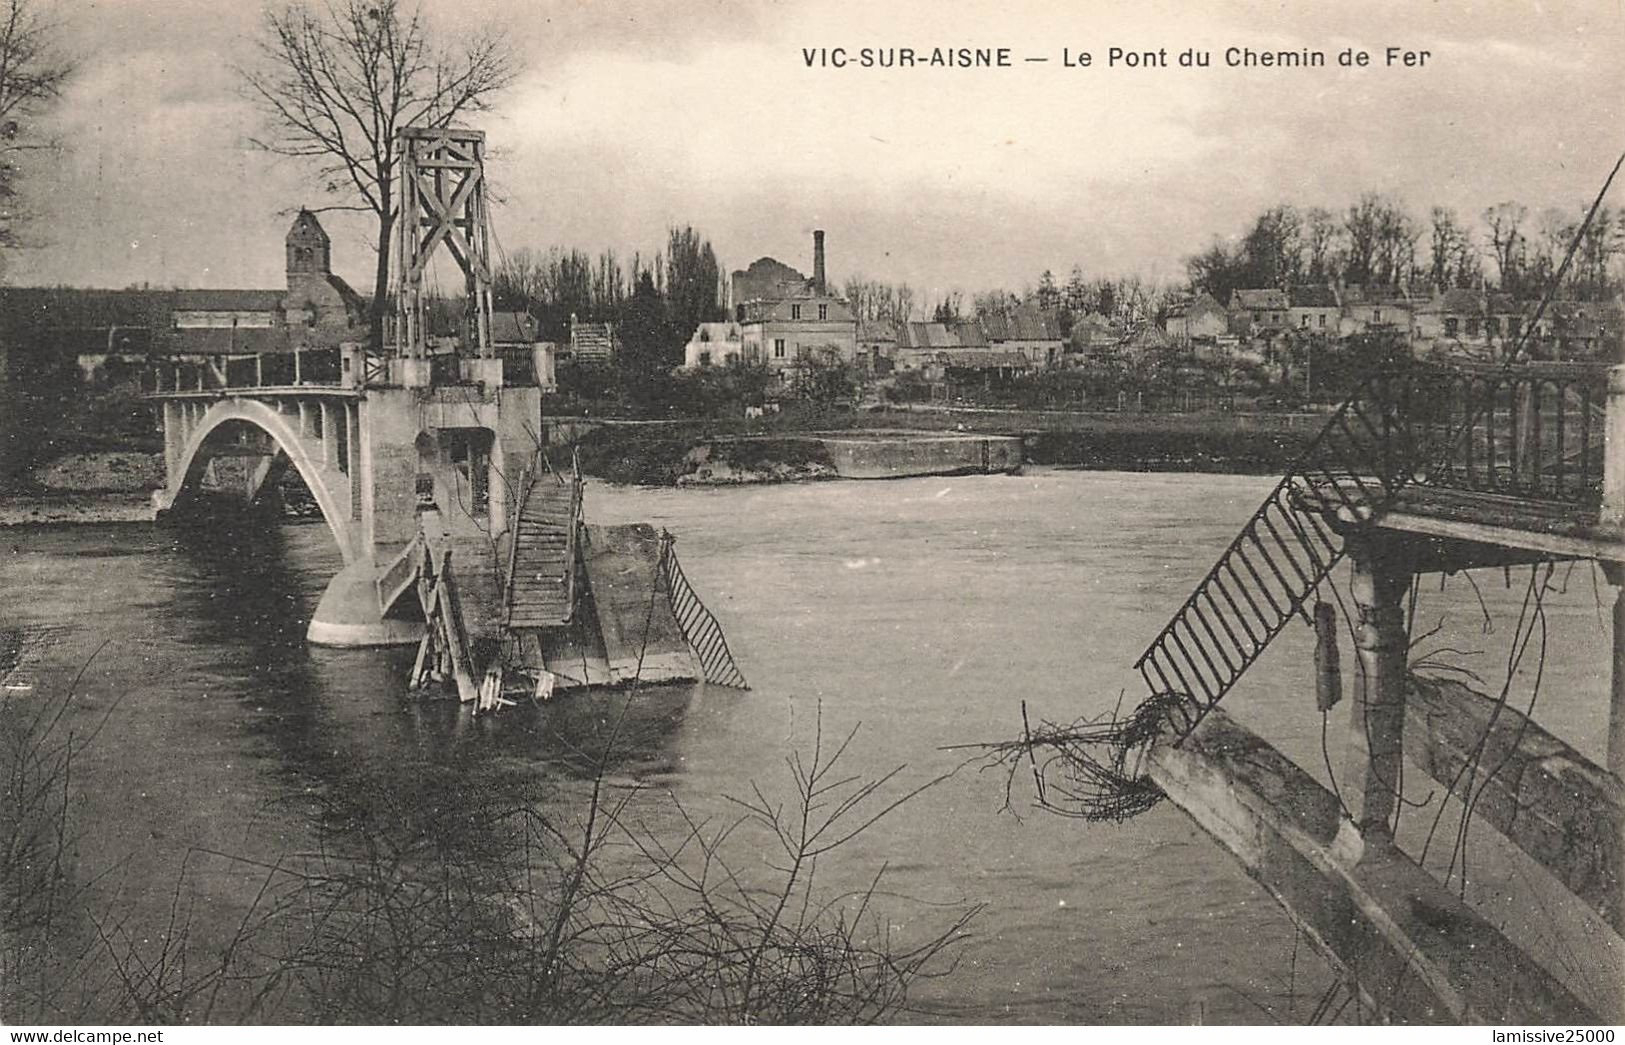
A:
159,397,357,562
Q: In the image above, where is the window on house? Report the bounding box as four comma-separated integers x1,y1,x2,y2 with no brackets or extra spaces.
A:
1508,318,1522,336
1300,314,1309,328
1445,318,1459,337
699,351,711,367
1466,317,1480,337
818,304,828,320
1318,313,1326,328
791,305,802,320
1372,309,1381,322
1487,317,1501,336
774,339,786,358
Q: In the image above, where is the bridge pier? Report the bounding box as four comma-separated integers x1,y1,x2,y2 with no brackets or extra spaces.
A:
162,401,181,474
300,383,540,647
307,559,426,646
1341,534,1413,844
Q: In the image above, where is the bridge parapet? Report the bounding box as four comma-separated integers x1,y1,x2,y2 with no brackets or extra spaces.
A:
1396,359,1611,509
144,341,554,396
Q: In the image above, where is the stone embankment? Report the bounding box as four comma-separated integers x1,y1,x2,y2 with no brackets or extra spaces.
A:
671,432,1022,485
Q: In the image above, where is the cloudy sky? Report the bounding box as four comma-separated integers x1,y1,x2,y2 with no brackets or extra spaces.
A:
12,0,1625,300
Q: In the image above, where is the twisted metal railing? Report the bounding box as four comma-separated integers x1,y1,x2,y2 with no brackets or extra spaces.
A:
1135,355,1610,743
658,533,749,689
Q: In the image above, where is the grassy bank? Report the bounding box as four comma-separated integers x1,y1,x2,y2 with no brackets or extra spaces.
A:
1024,425,1316,474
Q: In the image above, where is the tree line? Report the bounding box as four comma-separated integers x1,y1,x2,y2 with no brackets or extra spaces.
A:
957,193,1623,344
491,226,726,351
1184,195,1623,304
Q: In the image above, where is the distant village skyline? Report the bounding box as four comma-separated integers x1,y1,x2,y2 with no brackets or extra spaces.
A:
7,0,1623,299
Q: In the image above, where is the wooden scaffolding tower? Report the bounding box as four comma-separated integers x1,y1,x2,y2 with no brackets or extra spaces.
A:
394,126,495,361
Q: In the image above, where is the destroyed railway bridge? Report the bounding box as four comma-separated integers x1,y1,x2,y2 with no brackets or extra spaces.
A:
143,126,744,703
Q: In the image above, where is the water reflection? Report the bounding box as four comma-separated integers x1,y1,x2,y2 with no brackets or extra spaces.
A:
162,513,703,818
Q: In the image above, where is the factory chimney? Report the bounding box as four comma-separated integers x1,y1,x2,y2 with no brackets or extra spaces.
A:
812,230,826,295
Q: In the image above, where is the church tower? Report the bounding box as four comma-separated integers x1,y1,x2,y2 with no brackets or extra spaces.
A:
286,209,332,278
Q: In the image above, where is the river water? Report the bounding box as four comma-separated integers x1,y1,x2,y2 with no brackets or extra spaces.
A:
2,469,1615,1023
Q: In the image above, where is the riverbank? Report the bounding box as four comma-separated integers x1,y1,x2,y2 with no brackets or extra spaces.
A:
0,492,156,525
0,451,162,525
553,409,1319,485
1025,424,1315,474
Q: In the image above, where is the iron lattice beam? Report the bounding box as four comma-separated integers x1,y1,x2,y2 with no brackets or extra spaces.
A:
395,126,494,361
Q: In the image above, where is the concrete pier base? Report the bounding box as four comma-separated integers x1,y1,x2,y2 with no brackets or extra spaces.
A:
307,559,425,647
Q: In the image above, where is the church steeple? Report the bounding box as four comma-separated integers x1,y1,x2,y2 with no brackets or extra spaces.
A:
286,208,331,277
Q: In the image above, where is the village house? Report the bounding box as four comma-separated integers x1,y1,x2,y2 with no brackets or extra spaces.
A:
1228,288,1289,336
682,321,744,368
1123,325,1179,365
734,231,858,377
855,319,898,372
1065,313,1122,365
739,295,858,374
1336,284,1422,338
1287,285,1340,335
890,319,1030,385
1413,288,1503,358
1162,292,1228,343
892,320,976,373
1524,299,1625,360
980,306,1066,367
1487,293,1527,347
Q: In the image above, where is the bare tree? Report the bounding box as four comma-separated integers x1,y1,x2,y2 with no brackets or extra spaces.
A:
1243,204,1302,288
842,276,917,325
1574,205,1621,300
1374,203,1419,287
491,245,542,312
1482,201,1528,295
0,0,74,260
974,288,1019,316
1303,207,1339,284
240,0,520,348
1430,208,1482,290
